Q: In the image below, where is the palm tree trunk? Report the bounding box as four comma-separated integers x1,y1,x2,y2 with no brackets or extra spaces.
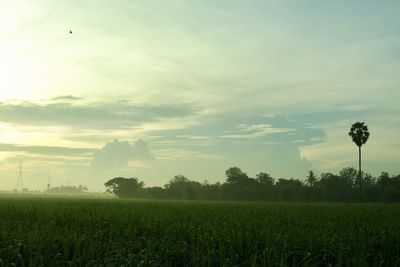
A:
359,146,362,202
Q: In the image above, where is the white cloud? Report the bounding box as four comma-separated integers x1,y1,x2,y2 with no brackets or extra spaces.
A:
220,124,296,139
91,139,153,173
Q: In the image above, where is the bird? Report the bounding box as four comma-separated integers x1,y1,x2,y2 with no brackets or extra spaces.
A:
70,30,72,34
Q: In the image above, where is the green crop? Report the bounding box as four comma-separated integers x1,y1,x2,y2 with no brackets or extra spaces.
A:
0,197,399,266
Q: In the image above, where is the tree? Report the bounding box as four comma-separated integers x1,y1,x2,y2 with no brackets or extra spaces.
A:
383,186,400,202
363,173,375,186
305,170,317,186
319,173,355,201
275,178,304,201
165,175,201,200
256,172,275,186
105,177,144,198
225,167,250,185
46,185,88,195
339,167,358,187
377,172,391,188
349,122,370,201
165,175,190,186
223,167,258,200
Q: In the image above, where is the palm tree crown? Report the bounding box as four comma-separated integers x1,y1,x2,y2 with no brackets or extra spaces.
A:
349,122,369,147
305,170,317,186
349,121,370,201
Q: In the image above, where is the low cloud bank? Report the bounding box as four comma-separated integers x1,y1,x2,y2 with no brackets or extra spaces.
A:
91,139,154,176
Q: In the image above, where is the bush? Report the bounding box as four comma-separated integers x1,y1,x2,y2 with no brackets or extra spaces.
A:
383,186,400,202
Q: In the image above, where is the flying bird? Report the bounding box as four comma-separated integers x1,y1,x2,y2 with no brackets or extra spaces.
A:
70,30,72,34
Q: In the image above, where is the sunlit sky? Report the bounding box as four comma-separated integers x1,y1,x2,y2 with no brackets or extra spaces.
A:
1,1,399,191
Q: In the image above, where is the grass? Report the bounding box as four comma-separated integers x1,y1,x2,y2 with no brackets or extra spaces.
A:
0,197,399,266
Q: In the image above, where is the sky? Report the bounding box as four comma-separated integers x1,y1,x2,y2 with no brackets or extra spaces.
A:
0,0,399,191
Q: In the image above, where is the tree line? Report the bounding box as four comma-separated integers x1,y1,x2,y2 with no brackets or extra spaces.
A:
105,122,383,202
105,167,400,202
46,185,88,195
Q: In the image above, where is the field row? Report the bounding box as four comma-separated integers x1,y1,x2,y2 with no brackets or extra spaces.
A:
0,198,399,266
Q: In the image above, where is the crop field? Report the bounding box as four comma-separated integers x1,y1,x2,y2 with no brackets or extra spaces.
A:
0,197,400,266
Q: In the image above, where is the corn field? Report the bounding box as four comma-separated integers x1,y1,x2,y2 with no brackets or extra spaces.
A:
0,197,399,266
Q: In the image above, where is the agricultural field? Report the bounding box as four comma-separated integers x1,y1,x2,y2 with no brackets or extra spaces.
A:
0,197,400,266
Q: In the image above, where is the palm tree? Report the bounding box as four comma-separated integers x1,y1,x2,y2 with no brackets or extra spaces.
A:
305,170,317,186
348,122,370,201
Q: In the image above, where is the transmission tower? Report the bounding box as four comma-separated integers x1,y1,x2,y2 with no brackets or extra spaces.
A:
16,161,24,191
47,175,51,191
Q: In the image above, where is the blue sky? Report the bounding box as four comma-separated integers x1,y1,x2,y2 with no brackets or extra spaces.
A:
0,1,399,191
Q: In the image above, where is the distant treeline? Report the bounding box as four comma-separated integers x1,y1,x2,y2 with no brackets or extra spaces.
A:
105,167,400,202
46,185,88,195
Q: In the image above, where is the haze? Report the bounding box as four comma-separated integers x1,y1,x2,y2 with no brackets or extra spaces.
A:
1,0,399,191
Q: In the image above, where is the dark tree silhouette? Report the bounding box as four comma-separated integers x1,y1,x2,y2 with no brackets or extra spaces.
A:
105,177,144,198
349,122,370,201
305,170,317,186
256,172,275,186
46,185,87,194
225,167,250,185
165,175,201,200
339,166,358,187
104,167,400,202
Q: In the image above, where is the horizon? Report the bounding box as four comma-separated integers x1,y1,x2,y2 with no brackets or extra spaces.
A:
1,1,400,191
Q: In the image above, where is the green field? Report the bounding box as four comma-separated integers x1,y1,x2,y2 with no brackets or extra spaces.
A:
0,197,400,266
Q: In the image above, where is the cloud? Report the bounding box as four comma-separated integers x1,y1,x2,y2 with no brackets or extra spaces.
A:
51,95,82,101
155,148,225,161
91,139,154,175
0,143,95,156
0,100,198,129
0,139,156,191
220,123,297,139
158,112,324,146
1,1,399,190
